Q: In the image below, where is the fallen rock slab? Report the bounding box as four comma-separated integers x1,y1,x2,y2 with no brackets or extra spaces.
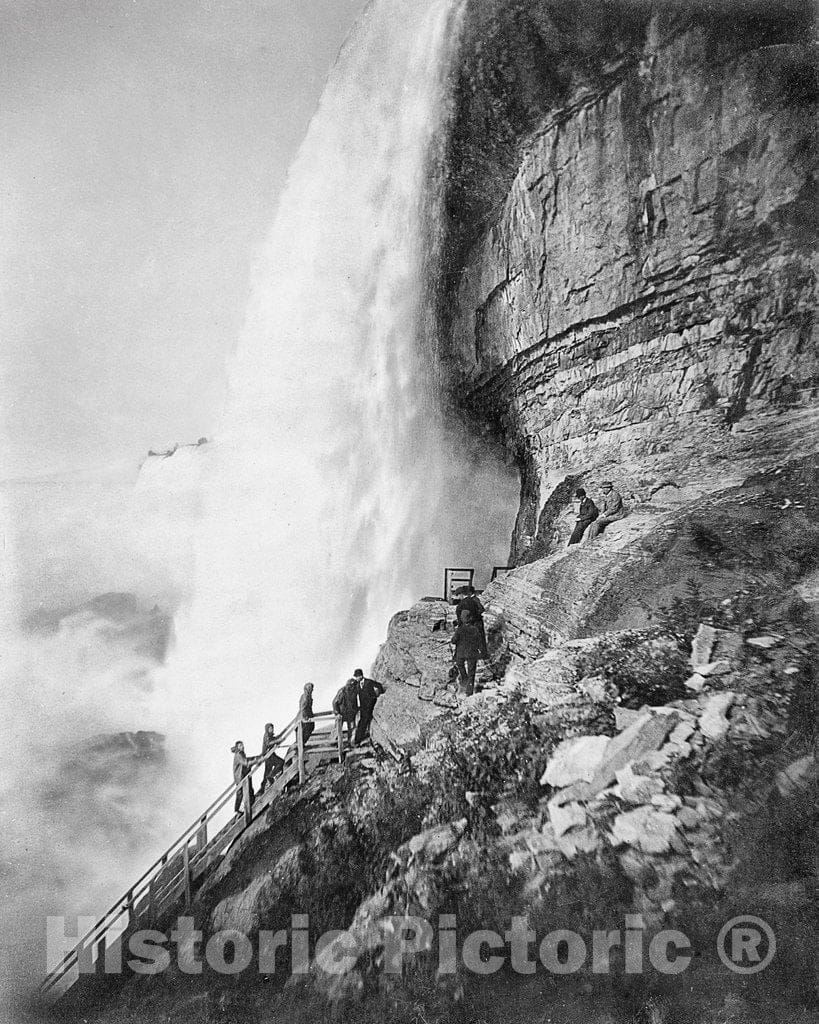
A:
557,824,598,859
614,707,645,730
691,624,743,670
699,692,735,740
548,799,587,837
554,712,678,804
615,764,665,804
406,818,467,861
611,806,680,854
540,734,609,788
697,660,731,677
775,754,816,797
746,635,781,649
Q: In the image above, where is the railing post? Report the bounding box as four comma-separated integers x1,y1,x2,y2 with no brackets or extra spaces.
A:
94,935,106,977
125,890,135,928
336,715,344,762
182,842,192,907
196,815,208,852
242,776,252,828
297,721,306,785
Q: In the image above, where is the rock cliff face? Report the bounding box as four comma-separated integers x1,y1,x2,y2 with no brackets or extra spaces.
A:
441,2,817,562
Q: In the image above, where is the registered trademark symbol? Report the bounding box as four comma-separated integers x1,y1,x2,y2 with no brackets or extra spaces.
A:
717,916,776,974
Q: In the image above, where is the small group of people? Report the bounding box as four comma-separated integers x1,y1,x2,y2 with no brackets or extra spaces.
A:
568,480,625,546
229,671,386,816
229,723,284,815
449,586,489,697
331,669,385,747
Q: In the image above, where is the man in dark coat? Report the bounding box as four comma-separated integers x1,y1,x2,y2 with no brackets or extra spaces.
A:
454,586,488,658
568,487,599,545
353,669,385,745
332,677,359,746
450,610,482,696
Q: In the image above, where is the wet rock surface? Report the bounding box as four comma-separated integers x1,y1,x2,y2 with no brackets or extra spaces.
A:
442,8,817,563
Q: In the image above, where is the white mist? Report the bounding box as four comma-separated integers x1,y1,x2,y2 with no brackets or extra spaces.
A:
164,0,518,790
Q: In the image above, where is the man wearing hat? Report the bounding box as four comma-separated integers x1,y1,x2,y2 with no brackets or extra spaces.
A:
454,586,488,659
585,481,625,542
352,669,385,745
332,676,360,747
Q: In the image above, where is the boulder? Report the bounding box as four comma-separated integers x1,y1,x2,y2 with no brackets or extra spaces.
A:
406,819,467,861
577,674,612,703
691,623,718,668
418,678,436,701
614,707,645,730
676,806,700,830
775,755,816,798
611,806,680,854
547,799,587,838
615,764,665,804
650,793,682,813
540,734,609,788
684,673,706,692
691,624,743,670
432,687,459,708
699,692,735,740
746,635,781,649
554,712,678,804
556,824,598,859
697,660,731,677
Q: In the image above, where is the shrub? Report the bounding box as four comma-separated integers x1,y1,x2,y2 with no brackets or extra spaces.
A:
573,633,689,709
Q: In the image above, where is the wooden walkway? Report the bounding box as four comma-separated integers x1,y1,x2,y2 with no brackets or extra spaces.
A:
39,710,344,1004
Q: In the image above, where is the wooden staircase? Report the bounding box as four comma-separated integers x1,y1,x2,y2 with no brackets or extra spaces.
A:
39,711,344,1004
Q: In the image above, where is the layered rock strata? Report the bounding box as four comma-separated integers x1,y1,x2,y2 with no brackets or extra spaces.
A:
442,6,818,561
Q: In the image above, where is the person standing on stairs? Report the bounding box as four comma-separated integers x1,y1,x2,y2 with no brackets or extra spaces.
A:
353,669,385,745
568,487,599,546
450,610,482,696
332,677,359,747
455,586,489,659
299,682,315,746
231,740,254,814
259,723,285,793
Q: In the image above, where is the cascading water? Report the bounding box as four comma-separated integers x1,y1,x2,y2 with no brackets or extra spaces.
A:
163,0,519,783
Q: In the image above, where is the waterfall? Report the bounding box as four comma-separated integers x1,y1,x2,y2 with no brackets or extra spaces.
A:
164,0,519,777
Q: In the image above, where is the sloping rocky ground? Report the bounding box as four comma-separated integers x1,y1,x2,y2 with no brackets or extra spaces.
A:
58,454,817,1024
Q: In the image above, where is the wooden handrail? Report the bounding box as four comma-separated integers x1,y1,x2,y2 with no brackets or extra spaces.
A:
40,706,343,1001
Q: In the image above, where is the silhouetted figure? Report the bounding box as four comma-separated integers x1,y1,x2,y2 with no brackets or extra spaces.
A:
332,677,359,746
353,669,385,745
568,487,599,545
299,683,315,746
451,610,481,696
585,481,625,542
455,587,489,659
231,741,254,814
259,723,285,793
